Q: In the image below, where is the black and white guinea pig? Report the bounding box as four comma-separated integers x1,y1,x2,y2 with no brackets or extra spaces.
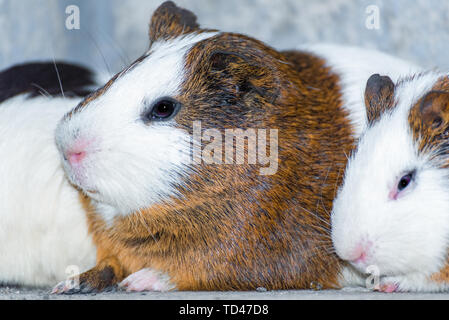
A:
332,71,449,292
0,62,102,286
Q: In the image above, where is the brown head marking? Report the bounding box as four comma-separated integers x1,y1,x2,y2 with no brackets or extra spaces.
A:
173,33,283,131
419,91,449,129
409,86,449,159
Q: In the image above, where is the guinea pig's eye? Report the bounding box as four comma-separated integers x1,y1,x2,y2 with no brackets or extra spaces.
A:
397,172,414,192
144,98,180,122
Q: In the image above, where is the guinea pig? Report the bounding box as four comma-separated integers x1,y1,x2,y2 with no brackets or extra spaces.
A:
0,62,99,286
51,1,421,293
331,71,449,292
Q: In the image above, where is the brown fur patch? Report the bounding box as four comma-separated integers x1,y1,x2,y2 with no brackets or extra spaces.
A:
430,261,449,283
408,76,449,162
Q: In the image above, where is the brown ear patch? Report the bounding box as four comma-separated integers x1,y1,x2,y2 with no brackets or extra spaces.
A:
149,1,200,43
419,91,449,129
409,90,449,156
364,74,396,124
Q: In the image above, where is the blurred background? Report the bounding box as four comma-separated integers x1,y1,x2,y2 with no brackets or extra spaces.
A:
0,0,448,76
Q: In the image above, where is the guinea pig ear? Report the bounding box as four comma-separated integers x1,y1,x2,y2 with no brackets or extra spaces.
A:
149,1,200,43
364,74,395,124
209,50,280,103
418,91,449,129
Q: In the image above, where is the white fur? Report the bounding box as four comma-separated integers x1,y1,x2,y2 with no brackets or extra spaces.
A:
301,43,422,137
0,95,96,287
55,33,217,220
332,71,449,291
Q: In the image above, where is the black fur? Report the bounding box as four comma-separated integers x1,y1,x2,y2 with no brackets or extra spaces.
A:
0,62,96,103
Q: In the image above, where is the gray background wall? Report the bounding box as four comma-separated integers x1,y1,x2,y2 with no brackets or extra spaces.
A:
0,0,448,76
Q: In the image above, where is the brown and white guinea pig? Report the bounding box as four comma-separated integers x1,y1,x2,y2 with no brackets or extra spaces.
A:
51,1,421,293
0,62,101,286
331,71,449,292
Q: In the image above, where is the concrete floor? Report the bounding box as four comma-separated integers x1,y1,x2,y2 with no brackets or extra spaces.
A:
1,285,449,300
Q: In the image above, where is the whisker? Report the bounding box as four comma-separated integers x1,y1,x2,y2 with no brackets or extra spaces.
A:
85,31,113,77
318,166,333,217
296,203,331,227
30,83,52,98
333,167,342,198
52,57,65,99
98,30,131,68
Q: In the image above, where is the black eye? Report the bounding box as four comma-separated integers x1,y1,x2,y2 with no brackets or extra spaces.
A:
397,172,414,192
144,98,180,122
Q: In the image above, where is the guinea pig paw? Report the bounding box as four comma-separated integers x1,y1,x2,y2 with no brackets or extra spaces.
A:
51,280,74,294
377,274,449,292
51,278,104,295
375,278,400,293
379,282,399,293
51,266,119,294
119,268,176,292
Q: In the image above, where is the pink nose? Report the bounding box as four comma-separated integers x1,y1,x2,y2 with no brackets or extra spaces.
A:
67,151,86,165
353,251,367,264
349,241,372,264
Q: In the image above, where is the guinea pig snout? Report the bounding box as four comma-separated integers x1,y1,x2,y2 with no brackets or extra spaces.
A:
349,241,372,263
66,150,86,165
340,238,375,270
62,138,94,166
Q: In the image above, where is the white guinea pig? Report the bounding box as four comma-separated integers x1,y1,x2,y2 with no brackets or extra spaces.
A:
332,71,449,292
